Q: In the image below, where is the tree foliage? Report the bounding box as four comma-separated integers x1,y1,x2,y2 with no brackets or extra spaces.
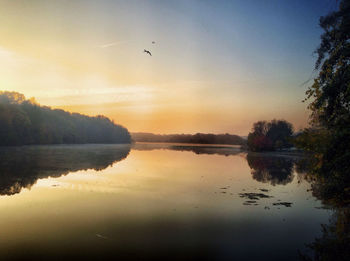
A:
0,91,131,145
295,0,350,201
296,2,350,259
300,0,350,174
305,0,350,129
247,119,294,151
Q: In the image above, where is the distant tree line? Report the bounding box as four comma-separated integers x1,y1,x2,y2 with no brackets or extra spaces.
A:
247,119,294,151
0,91,131,145
132,132,246,145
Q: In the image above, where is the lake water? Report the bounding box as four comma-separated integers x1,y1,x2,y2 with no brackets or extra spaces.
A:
0,143,332,260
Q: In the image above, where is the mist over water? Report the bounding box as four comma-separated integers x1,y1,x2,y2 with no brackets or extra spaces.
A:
0,143,331,260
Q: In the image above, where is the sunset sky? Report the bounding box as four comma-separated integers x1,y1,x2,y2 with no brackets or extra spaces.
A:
0,0,337,135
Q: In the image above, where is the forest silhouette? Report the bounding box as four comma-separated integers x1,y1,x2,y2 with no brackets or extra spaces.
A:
0,91,131,146
132,132,246,146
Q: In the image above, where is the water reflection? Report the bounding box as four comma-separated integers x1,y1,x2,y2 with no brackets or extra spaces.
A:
246,153,299,185
0,143,337,261
134,143,305,186
298,158,350,261
0,144,130,196
299,208,350,261
133,142,241,156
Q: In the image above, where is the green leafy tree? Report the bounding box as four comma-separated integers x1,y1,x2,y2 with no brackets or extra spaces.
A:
305,0,350,129
298,0,350,180
296,2,350,259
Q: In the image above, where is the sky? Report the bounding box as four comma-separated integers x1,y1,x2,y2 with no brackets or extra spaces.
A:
0,0,339,135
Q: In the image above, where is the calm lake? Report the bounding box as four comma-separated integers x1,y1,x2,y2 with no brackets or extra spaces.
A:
0,143,331,260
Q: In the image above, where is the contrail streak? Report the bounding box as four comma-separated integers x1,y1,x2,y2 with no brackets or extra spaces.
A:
99,41,127,48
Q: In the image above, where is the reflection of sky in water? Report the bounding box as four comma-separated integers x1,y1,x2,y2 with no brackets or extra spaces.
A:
0,144,331,260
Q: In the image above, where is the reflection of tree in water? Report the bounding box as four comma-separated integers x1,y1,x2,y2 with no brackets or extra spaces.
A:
0,144,130,196
246,153,296,185
247,153,349,259
132,143,241,156
298,158,349,260
299,208,349,261
169,145,241,156
299,179,350,261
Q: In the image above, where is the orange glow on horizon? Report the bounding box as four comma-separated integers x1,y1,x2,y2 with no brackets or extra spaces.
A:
0,1,312,135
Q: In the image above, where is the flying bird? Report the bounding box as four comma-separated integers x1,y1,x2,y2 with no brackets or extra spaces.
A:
152,41,155,44
144,49,152,56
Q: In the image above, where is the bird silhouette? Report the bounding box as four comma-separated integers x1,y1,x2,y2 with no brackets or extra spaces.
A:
144,49,152,56
152,41,155,44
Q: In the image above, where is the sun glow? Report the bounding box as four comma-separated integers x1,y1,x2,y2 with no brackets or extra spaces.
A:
0,0,315,135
